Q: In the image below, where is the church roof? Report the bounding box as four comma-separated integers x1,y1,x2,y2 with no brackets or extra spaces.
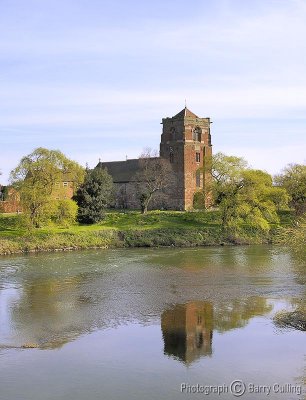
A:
96,157,161,183
96,159,141,183
173,107,198,119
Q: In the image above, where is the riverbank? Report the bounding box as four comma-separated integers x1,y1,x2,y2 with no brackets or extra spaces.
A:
0,210,293,255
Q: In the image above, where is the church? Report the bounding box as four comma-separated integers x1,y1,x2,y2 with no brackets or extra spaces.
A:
96,107,213,211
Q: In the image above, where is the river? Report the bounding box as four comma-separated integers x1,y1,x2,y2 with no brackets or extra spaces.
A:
0,246,305,399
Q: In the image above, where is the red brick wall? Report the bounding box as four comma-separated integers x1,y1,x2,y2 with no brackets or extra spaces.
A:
0,201,22,213
160,110,212,210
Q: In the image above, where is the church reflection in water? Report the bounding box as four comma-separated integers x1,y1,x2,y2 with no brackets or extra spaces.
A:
161,302,213,365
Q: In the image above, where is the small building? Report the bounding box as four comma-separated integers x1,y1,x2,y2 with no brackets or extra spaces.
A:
0,174,76,213
0,186,21,213
51,173,75,200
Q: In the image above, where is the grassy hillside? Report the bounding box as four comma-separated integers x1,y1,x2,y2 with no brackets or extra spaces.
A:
0,210,294,255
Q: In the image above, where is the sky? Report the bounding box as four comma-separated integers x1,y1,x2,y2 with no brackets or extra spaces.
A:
0,0,305,184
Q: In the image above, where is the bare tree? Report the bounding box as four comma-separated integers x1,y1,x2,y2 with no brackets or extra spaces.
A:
135,148,173,214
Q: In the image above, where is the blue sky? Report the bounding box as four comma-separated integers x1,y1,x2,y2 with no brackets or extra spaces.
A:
0,0,305,183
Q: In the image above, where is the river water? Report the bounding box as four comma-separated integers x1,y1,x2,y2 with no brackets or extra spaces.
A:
0,246,305,399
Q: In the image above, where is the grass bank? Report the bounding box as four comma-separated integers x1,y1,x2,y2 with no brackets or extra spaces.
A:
0,210,294,255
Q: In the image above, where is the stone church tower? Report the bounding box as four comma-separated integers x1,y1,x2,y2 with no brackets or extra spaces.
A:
160,107,212,210
97,106,212,211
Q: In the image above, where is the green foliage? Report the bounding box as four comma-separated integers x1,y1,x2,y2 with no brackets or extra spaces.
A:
274,163,306,215
74,167,114,224
10,147,84,228
278,213,306,254
265,186,290,211
0,213,26,232
211,152,248,184
193,191,206,210
276,210,295,226
0,230,118,255
21,204,53,229
211,153,289,238
214,298,273,332
210,152,248,206
122,228,220,247
50,200,78,227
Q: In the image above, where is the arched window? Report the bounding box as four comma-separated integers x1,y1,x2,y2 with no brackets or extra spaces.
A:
192,127,202,142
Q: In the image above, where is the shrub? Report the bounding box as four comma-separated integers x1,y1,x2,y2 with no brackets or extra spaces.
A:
193,191,206,210
51,199,78,227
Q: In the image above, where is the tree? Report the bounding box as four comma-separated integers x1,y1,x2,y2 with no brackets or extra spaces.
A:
211,152,288,237
274,163,306,216
237,169,287,231
50,199,78,227
279,213,306,255
210,153,248,230
10,148,84,227
135,149,173,214
211,152,248,185
74,167,114,224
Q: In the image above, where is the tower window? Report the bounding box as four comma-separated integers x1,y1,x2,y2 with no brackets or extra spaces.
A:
170,127,176,141
196,152,200,162
169,147,174,163
192,127,202,142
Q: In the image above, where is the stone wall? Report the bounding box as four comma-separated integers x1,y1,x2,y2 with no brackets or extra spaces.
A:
113,181,174,210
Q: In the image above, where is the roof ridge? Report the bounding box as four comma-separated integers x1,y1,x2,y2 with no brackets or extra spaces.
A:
173,107,198,119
